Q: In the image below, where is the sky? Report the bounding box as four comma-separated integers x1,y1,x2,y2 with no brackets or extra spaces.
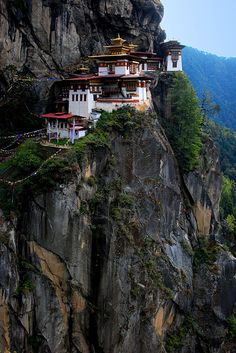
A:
161,0,236,57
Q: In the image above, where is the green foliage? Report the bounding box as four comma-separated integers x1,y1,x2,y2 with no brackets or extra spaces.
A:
111,207,122,220
205,120,236,182
166,316,198,352
0,231,8,245
219,176,236,236
205,121,236,237
166,325,187,353
162,72,203,171
0,142,77,218
87,175,97,187
221,177,234,215
11,140,42,174
193,238,220,270
80,201,89,215
228,315,236,339
16,277,34,295
72,129,109,162
97,107,139,137
118,193,135,207
201,90,220,119
226,214,236,233
89,190,107,210
73,107,142,163
0,185,17,217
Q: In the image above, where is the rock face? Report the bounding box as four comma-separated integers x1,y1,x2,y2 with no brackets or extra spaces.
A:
0,0,165,75
0,1,236,352
0,110,235,353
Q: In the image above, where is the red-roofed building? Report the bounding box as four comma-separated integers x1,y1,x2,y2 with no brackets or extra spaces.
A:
41,36,184,142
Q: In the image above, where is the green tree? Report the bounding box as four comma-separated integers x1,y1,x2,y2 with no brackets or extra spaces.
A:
221,176,234,217
163,72,203,171
226,214,236,233
11,140,42,174
201,90,220,119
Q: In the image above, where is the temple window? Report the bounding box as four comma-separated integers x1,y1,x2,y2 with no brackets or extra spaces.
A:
173,61,178,68
108,64,115,74
84,94,87,101
126,82,136,91
80,94,83,101
72,94,75,102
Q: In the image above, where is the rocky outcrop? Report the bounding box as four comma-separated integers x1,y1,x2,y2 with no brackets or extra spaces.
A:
1,110,235,353
184,137,221,237
0,0,165,75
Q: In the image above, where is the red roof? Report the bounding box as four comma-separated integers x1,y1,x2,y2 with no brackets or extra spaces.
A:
41,112,73,119
64,74,153,82
65,76,98,81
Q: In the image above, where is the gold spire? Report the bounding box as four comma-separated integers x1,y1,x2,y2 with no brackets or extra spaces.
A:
111,34,126,46
76,65,90,74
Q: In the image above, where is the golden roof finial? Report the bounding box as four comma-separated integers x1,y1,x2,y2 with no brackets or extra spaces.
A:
111,34,126,46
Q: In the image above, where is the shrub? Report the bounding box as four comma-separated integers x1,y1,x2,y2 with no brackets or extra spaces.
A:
87,176,97,187
11,140,42,174
166,325,186,352
118,193,134,207
16,277,34,295
80,201,89,215
0,231,8,245
97,108,135,135
228,315,236,339
73,130,109,162
111,207,122,220
193,239,220,270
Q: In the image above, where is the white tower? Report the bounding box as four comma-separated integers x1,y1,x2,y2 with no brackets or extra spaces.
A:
161,41,185,72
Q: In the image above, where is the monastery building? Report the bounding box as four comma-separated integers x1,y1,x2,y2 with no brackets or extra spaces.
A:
41,36,184,143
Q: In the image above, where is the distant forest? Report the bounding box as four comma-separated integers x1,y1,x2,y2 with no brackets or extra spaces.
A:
183,47,236,131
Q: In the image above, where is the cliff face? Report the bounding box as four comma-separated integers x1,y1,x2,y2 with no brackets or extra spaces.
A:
0,0,165,75
1,1,236,352
1,110,235,353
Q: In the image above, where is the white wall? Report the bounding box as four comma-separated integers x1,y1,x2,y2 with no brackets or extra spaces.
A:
115,63,130,75
71,129,87,140
99,66,108,76
69,89,96,118
48,127,70,139
166,54,183,72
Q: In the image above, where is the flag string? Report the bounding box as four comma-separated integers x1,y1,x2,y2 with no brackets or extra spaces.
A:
0,128,46,140
0,149,62,186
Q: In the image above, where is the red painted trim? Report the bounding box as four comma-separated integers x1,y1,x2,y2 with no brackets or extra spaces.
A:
97,99,140,103
41,112,73,119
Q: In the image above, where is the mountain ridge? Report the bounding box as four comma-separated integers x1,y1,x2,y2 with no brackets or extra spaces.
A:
183,46,236,130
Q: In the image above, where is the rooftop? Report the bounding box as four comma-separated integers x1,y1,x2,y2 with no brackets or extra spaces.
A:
41,112,74,119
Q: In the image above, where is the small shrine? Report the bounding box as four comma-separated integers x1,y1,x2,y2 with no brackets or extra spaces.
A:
41,36,185,143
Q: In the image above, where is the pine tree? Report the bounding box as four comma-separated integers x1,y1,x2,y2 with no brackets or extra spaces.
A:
163,72,203,171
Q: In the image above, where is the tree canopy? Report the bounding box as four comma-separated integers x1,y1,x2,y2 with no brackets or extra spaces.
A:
162,72,203,172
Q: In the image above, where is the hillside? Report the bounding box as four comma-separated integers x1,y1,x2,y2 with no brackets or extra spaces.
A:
183,47,236,130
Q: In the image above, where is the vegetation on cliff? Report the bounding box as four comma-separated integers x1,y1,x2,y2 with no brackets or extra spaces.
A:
160,72,203,171
204,120,236,238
